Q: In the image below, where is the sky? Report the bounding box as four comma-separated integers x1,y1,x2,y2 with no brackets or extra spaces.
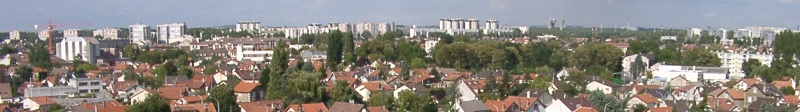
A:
1,0,799,31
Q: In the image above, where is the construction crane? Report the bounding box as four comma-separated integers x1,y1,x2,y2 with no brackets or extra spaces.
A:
35,21,90,55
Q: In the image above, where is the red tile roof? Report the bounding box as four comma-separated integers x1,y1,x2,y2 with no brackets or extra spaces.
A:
287,103,328,112
366,106,388,112
234,83,260,93
649,107,673,112
28,96,56,105
79,100,128,112
634,93,661,104
158,86,187,100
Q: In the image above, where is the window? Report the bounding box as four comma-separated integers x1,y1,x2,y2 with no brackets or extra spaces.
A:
91,82,100,85
79,82,88,86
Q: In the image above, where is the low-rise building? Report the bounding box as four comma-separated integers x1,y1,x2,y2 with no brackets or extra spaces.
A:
234,83,263,102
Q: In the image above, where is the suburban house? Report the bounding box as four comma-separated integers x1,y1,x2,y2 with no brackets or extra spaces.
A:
668,76,690,87
518,89,554,106
734,78,760,90
328,102,366,112
708,88,747,108
484,99,520,112
129,89,154,104
505,96,544,112
285,103,328,112
22,96,56,111
354,82,392,102
454,100,491,112
158,85,189,100
238,100,283,112
545,98,594,112
628,93,665,108
234,82,263,102
457,79,483,101
586,79,619,94
0,83,12,103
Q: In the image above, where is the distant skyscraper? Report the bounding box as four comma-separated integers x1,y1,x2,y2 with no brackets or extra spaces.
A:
485,20,499,30
9,30,20,40
64,29,81,37
548,19,557,29
157,23,186,44
235,21,261,32
129,23,151,42
93,28,121,39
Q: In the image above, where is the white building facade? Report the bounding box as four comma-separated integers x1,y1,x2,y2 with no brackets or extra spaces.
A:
56,37,100,65
129,23,151,42
649,63,729,83
93,28,121,39
236,21,261,32
714,51,773,78
157,23,187,44
63,29,81,37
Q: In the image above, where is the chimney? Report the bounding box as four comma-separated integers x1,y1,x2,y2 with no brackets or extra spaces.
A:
526,91,531,98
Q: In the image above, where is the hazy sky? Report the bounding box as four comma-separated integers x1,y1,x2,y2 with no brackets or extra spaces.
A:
1,0,799,31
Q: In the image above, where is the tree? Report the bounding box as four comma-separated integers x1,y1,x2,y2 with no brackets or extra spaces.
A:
176,55,189,67
152,61,178,76
400,61,411,80
442,81,462,112
568,43,624,71
0,46,16,56
585,65,613,81
781,87,796,95
368,92,394,110
327,30,344,69
282,72,325,104
759,101,774,112
299,34,316,44
630,55,646,79
682,48,722,66
342,32,356,66
395,90,437,112
177,67,193,78
203,65,218,75
127,93,170,112
29,44,52,69
633,104,647,112
46,104,65,112
209,84,240,112
267,40,290,99
328,80,356,103
588,90,626,112
742,58,762,78
770,30,798,77
74,63,97,74
430,68,441,81
408,58,427,68
14,66,33,81
656,48,681,64
259,67,270,88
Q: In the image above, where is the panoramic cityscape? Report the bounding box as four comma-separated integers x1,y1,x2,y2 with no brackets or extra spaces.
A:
1,0,800,112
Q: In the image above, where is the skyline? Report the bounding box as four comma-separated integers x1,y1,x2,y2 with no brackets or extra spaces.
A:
1,0,800,31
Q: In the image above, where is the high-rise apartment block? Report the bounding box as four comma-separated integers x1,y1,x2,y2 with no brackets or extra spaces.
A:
236,21,261,32
157,23,186,44
129,23,151,42
93,28,121,39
